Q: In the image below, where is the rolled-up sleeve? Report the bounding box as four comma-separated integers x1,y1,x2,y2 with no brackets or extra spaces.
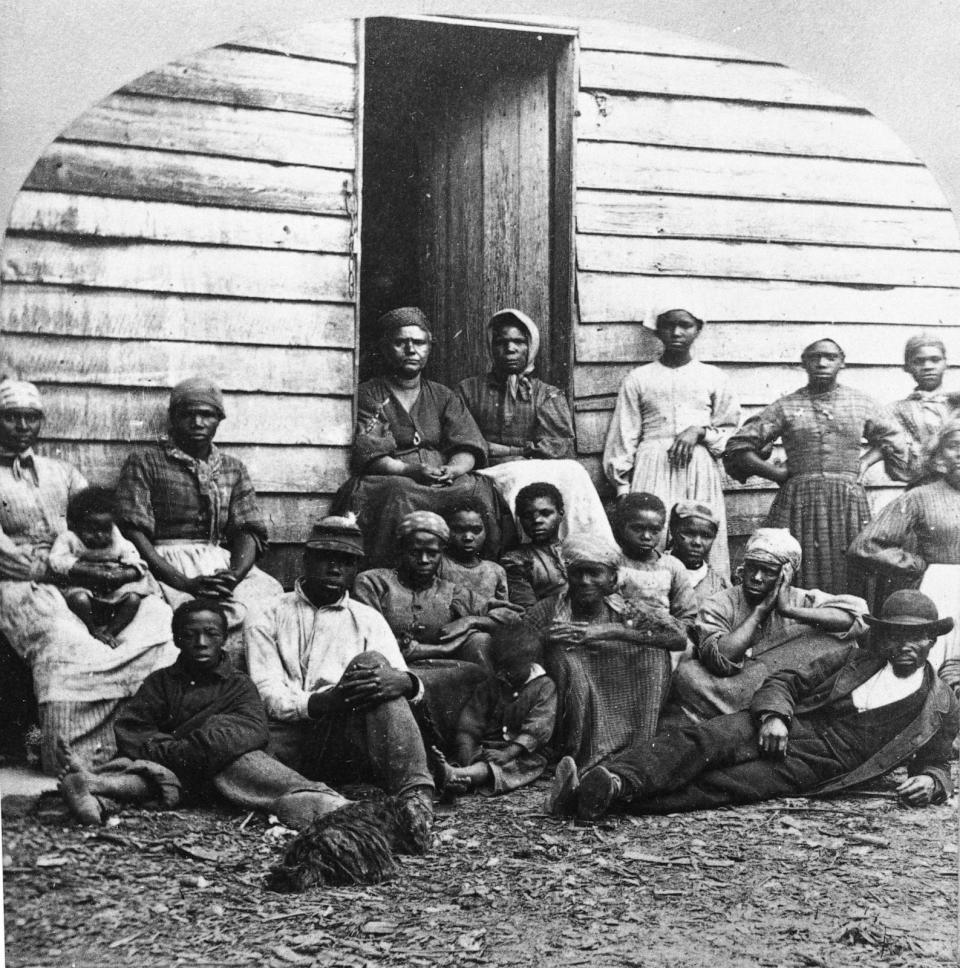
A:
704,374,742,458
865,407,911,483
847,493,926,578
695,590,745,676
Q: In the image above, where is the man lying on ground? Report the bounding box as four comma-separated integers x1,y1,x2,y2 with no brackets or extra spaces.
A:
548,590,957,821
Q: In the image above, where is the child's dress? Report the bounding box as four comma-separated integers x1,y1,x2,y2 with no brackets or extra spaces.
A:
455,664,557,795
48,525,158,603
603,360,740,576
666,554,731,608
439,555,510,604
500,541,567,608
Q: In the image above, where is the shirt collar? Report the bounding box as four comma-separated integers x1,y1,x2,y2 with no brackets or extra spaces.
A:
906,389,947,403
524,662,546,684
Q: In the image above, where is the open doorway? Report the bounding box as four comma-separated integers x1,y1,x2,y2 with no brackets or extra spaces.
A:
359,17,575,393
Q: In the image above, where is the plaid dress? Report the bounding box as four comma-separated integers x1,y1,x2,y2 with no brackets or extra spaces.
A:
726,384,909,596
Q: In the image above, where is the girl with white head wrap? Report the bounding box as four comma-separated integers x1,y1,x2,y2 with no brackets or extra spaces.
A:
602,306,741,576
0,380,176,774
456,309,616,544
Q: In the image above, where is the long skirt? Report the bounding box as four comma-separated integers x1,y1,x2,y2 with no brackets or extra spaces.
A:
544,639,672,771
921,564,960,675
765,472,869,597
333,473,513,569
153,540,284,667
0,579,176,774
478,458,615,545
628,438,730,577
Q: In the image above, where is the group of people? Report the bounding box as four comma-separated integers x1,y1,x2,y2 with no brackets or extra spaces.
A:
1,304,958,877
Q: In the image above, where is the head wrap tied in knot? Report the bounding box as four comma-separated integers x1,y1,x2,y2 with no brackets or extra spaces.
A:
169,377,226,419
378,307,433,340
561,534,623,571
669,500,720,534
0,379,43,414
488,309,540,415
743,528,801,572
396,510,450,544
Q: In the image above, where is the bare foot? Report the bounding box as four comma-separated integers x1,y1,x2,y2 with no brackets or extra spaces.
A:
59,772,103,825
430,746,469,794
56,736,88,778
93,629,120,649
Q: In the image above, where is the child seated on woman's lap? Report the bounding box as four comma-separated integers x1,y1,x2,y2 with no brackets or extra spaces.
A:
48,486,157,647
500,482,568,608
614,492,698,660
433,629,556,797
439,498,511,603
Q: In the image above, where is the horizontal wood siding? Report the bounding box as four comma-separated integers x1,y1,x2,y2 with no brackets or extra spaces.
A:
1,21,361,586
573,21,960,539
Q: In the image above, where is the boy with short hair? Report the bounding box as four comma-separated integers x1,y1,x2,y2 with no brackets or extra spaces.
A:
500,482,568,608
439,498,511,603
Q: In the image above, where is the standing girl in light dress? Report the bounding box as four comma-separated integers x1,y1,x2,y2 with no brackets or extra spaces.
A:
602,309,740,576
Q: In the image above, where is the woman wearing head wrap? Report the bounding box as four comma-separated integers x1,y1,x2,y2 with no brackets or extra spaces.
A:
0,379,176,773
669,527,869,723
520,534,686,770
725,339,910,597
849,420,960,689
860,335,960,483
333,308,512,569
456,309,615,544
114,377,283,664
352,511,519,670
665,500,731,607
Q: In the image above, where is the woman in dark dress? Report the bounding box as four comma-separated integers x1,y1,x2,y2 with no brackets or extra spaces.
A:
334,307,510,568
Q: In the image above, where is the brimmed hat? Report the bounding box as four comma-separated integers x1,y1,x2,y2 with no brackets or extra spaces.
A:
305,515,365,557
864,590,954,637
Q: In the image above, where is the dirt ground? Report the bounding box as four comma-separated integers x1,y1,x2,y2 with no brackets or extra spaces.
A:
3,766,958,968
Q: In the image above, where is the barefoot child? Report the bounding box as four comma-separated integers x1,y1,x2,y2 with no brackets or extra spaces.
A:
433,629,556,796
665,501,731,606
48,486,157,647
615,493,698,659
59,599,348,828
500,482,568,608
439,498,511,603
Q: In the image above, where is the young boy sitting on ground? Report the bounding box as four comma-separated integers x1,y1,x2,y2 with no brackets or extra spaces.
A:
500,482,568,608
48,486,158,648
439,498,511,603
433,629,556,797
665,501,731,607
58,599,348,829
615,493,698,660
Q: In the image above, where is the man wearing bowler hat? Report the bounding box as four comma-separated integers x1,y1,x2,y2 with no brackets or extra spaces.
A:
246,515,434,839
548,589,958,820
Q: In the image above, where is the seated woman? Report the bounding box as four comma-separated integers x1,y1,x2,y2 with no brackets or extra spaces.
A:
522,535,686,770
670,528,867,723
849,420,960,689
457,309,615,544
665,501,731,607
334,307,510,569
353,511,518,671
114,378,283,665
0,380,175,773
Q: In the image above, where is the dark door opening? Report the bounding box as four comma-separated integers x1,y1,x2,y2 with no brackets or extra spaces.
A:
359,17,575,393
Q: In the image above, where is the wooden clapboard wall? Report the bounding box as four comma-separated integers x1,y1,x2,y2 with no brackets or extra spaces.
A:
0,21,361,587
567,17,960,540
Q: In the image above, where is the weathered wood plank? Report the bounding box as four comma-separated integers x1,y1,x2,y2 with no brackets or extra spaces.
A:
41,441,350,494
577,272,960,326
577,142,942,207
575,190,960,250
576,18,775,62
9,192,351,253
0,285,354,349
573,361,928,407
62,94,355,170
2,237,350,302
579,50,855,108
576,321,960,366
577,234,960,287
253,494,333,543
3,335,354,396
227,20,357,65
124,47,355,119
577,92,916,163
26,142,353,215
34,386,353,447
